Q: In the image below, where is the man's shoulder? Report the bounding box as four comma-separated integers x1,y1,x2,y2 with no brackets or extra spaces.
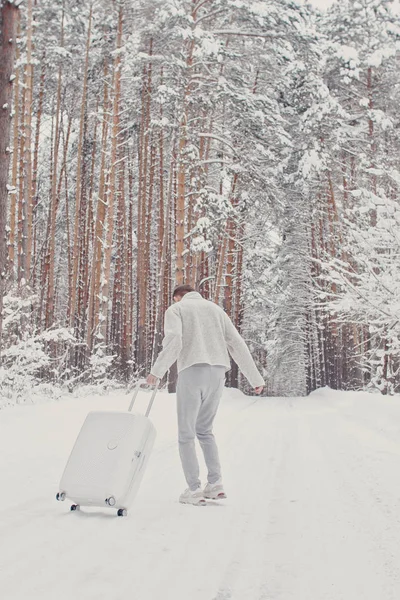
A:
204,298,223,311
177,296,224,316
199,298,226,318
166,303,181,317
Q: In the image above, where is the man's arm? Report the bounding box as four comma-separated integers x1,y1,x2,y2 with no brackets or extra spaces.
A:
150,305,182,380
223,312,264,389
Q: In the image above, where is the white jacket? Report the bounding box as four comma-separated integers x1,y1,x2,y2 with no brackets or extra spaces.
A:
150,292,264,388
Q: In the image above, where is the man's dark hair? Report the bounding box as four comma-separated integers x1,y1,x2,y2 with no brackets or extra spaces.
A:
172,284,195,299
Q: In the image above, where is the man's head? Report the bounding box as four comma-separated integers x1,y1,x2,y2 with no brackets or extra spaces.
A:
172,284,195,302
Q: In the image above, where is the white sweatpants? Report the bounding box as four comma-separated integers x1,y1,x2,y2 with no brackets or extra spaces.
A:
176,363,226,490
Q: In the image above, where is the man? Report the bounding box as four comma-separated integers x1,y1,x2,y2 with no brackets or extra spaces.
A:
147,284,264,506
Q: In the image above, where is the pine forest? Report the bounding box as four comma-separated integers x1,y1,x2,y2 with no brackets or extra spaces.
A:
1,0,400,399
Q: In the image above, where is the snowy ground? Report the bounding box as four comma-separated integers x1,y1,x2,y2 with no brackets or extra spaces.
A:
1,386,400,600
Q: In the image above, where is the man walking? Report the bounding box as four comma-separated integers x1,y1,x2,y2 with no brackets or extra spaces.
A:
147,285,264,506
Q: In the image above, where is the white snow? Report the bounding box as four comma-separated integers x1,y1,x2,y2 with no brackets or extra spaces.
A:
367,47,396,68
250,1,274,17
301,147,325,178
1,387,400,599
199,37,220,56
337,45,359,63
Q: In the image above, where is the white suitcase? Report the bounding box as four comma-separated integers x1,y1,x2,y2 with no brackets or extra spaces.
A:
56,380,157,516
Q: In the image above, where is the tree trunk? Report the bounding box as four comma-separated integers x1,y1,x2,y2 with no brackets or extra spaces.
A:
31,49,46,288
99,2,123,344
45,3,65,328
86,59,110,352
22,0,34,280
8,8,20,281
17,83,25,284
136,39,153,372
69,3,92,327
0,0,19,344
126,151,134,367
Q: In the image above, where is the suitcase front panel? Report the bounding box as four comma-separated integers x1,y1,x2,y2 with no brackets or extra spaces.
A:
60,411,156,508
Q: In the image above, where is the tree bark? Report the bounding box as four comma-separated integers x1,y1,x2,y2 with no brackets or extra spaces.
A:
69,3,92,327
86,59,110,351
99,1,123,344
45,2,65,327
0,0,19,344
8,8,20,280
136,39,153,371
22,0,34,281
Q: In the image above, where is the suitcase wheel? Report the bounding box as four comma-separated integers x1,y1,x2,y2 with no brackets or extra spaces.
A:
56,492,66,502
70,504,80,511
117,509,127,517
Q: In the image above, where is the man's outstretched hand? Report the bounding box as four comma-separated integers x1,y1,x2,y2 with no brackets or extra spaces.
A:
254,386,264,395
146,374,159,386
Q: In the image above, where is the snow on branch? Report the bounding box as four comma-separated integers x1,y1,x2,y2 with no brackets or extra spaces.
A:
198,133,236,154
212,30,282,38
195,9,225,25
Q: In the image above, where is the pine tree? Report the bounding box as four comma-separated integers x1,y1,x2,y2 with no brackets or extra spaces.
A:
0,0,20,345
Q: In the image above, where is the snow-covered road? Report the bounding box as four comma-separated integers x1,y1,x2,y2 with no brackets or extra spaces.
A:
1,387,400,600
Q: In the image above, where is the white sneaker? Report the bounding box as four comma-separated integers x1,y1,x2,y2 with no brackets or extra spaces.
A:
179,487,206,506
204,480,227,500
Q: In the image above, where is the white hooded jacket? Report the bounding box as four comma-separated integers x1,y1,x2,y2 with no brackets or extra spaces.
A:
150,292,264,388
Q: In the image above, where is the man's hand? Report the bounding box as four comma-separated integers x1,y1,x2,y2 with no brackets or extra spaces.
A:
146,374,159,386
254,386,263,395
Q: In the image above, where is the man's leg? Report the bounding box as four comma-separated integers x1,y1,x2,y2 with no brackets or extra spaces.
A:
176,367,202,490
196,365,226,485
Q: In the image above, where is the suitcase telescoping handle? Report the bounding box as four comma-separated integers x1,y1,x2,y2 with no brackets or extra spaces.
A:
128,378,159,417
